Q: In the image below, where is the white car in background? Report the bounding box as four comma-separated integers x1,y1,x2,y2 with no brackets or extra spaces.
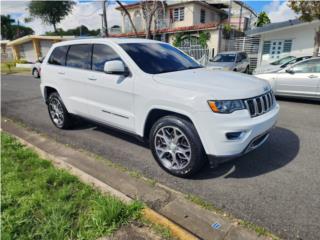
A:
253,56,296,74
32,57,44,78
255,57,320,100
207,51,250,73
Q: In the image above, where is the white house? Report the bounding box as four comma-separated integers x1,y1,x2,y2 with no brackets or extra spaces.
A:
246,19,320,67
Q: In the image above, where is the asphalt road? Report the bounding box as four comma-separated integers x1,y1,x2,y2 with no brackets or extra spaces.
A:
2,75,320,240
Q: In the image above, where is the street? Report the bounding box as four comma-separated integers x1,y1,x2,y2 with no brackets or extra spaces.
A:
2,74,320,240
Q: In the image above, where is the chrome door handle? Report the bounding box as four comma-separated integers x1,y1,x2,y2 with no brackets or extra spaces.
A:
308,75,318,78
58,72,65,75
88,77,97,81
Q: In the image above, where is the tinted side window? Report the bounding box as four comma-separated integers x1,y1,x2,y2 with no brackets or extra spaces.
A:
66,44,92,69
291,59,320,73
48,46,68,66
92,44,121,72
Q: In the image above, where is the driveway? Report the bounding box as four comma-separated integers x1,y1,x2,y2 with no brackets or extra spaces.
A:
2,75,320,240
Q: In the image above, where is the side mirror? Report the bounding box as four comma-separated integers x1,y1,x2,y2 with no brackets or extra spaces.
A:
104,60,129,76
286,68,294,74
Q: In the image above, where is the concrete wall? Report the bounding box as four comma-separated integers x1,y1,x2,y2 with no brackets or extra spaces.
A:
257,21,319,66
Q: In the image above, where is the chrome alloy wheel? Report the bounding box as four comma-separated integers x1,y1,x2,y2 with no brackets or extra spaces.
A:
48,97,64,127
154,126,192,170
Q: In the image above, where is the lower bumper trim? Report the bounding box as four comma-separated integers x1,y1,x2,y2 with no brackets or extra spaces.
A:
207,131,270,167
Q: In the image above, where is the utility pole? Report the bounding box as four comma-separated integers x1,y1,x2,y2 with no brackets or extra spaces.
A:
228,0,232,26
102,0,109,37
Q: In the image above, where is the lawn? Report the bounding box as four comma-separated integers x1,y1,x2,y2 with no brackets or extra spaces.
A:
1,133,142,240
1,63,31,75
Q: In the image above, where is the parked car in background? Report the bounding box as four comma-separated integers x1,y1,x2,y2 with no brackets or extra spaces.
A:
32,57,44,78
40,38,279,177
253,56,296,74
255,57,320,100
207,51,250,73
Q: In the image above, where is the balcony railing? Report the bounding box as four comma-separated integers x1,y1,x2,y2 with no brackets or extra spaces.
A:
122,19,172,34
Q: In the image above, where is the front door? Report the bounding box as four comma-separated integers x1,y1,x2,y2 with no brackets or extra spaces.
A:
85,44,135,132
275,59,320,98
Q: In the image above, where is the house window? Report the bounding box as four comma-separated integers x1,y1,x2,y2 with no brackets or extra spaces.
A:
173,7,184,21
262,39,292,60
200,9,205,23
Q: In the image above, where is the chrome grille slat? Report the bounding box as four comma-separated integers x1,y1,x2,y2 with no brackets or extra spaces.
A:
244,91,275,118
260,96,265,113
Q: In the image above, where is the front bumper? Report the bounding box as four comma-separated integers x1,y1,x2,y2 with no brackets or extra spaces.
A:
194,103,279,161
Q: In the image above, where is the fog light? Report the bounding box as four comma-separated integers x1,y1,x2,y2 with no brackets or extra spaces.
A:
226,131,243,140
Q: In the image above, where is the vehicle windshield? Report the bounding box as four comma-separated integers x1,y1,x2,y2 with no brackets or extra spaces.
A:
212,54,236,63
119,43,203,74
270,56,295,65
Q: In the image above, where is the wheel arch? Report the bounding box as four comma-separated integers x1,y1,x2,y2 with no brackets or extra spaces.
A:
43,86,58,104
142,108,195,141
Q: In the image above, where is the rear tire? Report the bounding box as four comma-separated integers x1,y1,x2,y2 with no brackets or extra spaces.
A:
149,116,206,177
47,92,73,129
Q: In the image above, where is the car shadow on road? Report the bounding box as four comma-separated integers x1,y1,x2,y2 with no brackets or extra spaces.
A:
191,127,300,179
72,117,149,148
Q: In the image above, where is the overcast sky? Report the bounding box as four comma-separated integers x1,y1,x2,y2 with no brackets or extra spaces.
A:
1,0,298,35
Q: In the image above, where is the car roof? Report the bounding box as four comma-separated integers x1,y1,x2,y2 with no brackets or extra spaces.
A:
52,37,162,47
287,56,320,68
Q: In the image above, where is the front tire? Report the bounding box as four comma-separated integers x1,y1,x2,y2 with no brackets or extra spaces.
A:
47,92,73,129
149,116,206,177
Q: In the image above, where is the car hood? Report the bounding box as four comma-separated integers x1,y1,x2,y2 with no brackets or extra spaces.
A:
153,68,271,100
206,62,234,69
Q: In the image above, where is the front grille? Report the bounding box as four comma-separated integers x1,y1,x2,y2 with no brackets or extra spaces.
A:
244,91,275,117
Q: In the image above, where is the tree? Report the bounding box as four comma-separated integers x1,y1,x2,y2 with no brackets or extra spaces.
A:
140,0,162,39
28,1,75,33
12,25,34,39
102,0,109,37
116,0,138,37
45,25,100,36
1,15,34,40
255,12,271,27
1,15,15,39
288,1,320,57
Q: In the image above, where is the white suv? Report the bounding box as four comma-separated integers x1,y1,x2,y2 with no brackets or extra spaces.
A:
40,38,279,177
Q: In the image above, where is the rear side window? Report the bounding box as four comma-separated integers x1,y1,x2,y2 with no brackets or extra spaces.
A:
92,44,121,72
66,44,92,70
48,46,68,66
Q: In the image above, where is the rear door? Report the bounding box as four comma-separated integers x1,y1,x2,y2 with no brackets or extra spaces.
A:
275,59,320,98
84,44,135,132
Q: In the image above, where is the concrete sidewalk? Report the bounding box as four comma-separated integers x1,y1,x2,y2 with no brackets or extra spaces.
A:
2,118,277,240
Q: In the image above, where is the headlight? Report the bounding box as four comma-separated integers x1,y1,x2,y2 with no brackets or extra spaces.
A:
208,100,245,113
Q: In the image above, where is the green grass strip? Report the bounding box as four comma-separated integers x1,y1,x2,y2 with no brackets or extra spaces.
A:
1,133,142,240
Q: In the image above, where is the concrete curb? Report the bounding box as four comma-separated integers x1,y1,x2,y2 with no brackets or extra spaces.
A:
2,118,276,240
2,120,199,240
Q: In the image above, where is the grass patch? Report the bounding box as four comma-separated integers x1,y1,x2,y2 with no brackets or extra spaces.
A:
1,63,30,75
1,133,142,240
141,218,177,240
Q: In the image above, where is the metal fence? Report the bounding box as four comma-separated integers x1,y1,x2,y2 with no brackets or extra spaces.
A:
178,46,212,65
220,36,260,72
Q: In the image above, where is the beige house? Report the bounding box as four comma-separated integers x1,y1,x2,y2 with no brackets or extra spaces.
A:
113,0,256,57
7,35,74,63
